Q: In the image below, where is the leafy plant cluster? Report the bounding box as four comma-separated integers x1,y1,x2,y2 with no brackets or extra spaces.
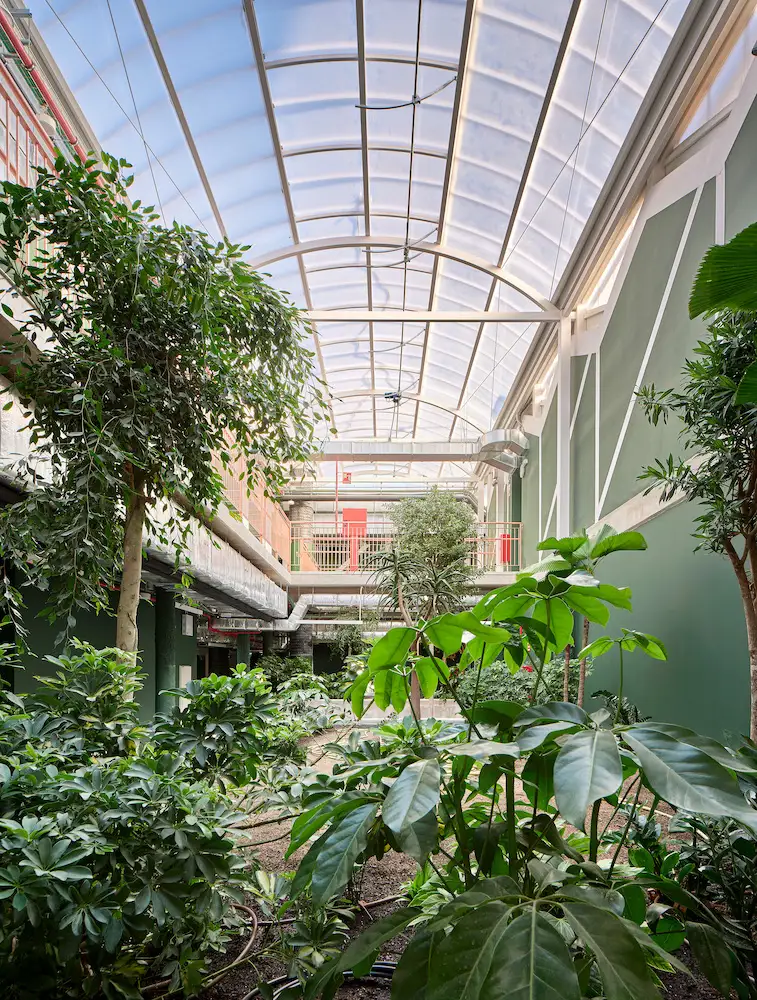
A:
284,532,757,1000
0,643,326,998
257,654,315,691
449,654,584,707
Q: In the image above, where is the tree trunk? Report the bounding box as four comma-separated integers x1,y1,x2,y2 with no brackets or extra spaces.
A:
577,617,590,708
116,486,147,654
725,543,757,741
563,645,571,702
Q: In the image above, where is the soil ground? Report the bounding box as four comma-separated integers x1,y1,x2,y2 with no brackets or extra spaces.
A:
199,727,718,1000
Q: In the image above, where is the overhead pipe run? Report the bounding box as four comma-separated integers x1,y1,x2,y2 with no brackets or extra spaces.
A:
308,429,528,474
214,593,385,633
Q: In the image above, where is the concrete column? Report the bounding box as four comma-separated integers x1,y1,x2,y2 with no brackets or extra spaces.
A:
236,632,251,667
154,588,176,715
289,501,314,570
262,631,276,655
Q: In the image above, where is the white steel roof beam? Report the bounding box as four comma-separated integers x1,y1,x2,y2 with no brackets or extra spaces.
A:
414,0,476,437
250,236,558,311
242,0,335,431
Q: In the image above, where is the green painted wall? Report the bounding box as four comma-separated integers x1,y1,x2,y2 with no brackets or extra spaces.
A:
541,395,558,539
524,91,757,737
600,181,714,516
13,581,196,720
571,355,595,533
586,503,748,740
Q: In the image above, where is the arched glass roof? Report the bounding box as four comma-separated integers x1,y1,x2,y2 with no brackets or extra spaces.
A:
26,0,693,479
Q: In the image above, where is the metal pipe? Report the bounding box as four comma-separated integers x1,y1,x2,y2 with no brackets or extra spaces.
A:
0,8,87,160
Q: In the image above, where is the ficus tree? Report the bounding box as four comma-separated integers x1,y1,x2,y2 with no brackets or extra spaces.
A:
0,152,326,652
638,311,757,739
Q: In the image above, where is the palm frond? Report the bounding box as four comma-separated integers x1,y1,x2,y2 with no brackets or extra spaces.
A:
690,222,757,318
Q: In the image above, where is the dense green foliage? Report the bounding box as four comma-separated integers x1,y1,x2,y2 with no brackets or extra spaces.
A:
288,532,757,1000
256,654,315,691
0,644,329,997
0,152,325,649
451,655,583,707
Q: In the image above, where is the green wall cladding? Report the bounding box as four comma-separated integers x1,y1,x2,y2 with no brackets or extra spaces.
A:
14,585,196,720
540,394,558,538
571,355,595,534
598,192,694,494
725,94,757,240
600,181,714,516
587,502,748,741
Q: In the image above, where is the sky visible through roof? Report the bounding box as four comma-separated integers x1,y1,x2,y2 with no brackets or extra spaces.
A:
26,0,692,481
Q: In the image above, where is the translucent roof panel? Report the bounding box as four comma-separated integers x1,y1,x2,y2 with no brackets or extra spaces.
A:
27,0,697,481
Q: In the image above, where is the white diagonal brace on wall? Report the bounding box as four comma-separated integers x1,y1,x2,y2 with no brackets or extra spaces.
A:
597,184,703,519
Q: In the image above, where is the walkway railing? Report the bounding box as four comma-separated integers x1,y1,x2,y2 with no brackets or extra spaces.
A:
216,459,291,569
290,520,522,574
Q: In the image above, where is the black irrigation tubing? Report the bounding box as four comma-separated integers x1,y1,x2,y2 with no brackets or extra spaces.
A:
241,961,398,1000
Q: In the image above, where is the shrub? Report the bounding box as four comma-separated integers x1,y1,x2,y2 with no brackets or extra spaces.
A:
256,653,313,691
0,644,250,997
452,655,585,706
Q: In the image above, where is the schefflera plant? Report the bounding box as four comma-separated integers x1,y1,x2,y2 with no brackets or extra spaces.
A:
289,536,757,1000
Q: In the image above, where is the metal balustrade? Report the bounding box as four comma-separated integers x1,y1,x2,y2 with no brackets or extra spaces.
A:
289,520,522,574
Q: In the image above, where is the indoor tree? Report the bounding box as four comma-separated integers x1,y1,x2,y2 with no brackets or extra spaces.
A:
0,152,326,653
638,311,757,738
371,490,479,711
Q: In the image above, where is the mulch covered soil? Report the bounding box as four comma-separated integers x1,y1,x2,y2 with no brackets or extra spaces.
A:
199,728,717,1000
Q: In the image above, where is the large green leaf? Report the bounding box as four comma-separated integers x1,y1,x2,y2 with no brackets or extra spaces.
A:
532,598,575,651
735,359,757,405
562,902,660,1000
470,699,525,729
489,593,536,622
571,582,633,611
637,723,757,774
288,792,374,856
373,669,402,712
519,555,572,580
519,702,590,726
414,657,441,698
537,535,589,558
686,922,734,997
451,740,520,761
310,803,378,905
554,730,622,831
481,906,580,1000
517,721,578,752
589,530,647,560
445,611,515,644
426,901,511,1000
391,928,439,1000
689,221,757,318
368,627,416,670
562,590,610,626
348,669,371,718
624,727,757,830
425,617,464,655
383,759,440,862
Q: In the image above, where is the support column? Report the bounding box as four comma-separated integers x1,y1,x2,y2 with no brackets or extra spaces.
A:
289,500,314,571
556,315,572,537
154,588,176,715
495,475,506,571
236,632,251,667
262,631,275,656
